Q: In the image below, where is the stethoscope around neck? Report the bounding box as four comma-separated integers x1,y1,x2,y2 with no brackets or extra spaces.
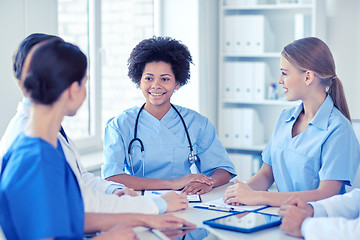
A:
127,103,198,177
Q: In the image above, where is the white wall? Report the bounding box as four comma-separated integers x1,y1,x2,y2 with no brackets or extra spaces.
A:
0,0,25,137
157,0,219,125
198,0,218,126
0,0,57,137
326,0,360,119
156,0,200,113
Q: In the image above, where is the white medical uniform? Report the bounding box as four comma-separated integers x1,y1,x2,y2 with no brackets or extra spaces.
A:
0,97,162,214
102,105,236,179
302,189,360,239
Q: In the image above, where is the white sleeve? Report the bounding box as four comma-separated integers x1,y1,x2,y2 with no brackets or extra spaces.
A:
80,163,124,194
82,186,159,214
302,217,360,240
59,135,160,214
302,189,360,239
61,136,123,194
313,189,360,219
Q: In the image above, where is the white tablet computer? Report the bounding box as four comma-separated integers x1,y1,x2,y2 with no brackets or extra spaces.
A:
203,211,281,233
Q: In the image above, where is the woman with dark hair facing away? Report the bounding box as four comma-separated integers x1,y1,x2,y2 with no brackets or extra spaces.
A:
0,33,188,215
224,37,360,207
102,36,236,194
0,39,194,239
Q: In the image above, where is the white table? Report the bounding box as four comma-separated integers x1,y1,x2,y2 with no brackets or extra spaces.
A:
135,183,299,240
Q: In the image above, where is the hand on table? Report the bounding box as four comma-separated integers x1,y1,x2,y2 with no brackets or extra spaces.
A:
172,174,213,190
181,181,214,195
278,196,314,238
223,181,258,206
113,187,138,197
161,191,189,212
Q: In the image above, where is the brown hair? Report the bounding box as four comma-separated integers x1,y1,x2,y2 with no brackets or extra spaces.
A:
281,37,351,122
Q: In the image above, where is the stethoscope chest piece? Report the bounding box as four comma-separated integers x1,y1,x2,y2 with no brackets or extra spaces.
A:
188,151,198,164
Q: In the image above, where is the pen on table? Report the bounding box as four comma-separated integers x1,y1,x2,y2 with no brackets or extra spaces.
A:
151,191,162,195
208,204,234,212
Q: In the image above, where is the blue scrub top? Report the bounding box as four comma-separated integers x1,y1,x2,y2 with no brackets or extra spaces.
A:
0,133,84,240
102,105,236,179
262,95,360,193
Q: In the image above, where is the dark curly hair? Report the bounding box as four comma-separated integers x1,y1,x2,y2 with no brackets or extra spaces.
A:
127,36,193,87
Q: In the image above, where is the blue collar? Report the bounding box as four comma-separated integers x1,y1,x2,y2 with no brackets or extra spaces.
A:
285,95,334,130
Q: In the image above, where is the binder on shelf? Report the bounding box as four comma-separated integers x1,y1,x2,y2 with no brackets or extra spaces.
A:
230,61,269,101
228,61,253,101
234,15,246,53
241,108,264,146
294,13,304,39
250,15,265,53
232,109,243,147
219,108,234,148
223,61,270,101
223,62,235,99
241,62,254,100
223,15,274,54
253,62,267,100
231,62,243,100
219,108,264,148
223,15,236,53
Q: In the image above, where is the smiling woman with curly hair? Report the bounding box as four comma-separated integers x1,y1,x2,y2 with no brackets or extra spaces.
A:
102,36,236,196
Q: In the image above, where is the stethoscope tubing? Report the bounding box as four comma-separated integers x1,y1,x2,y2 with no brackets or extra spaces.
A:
128,103,197,176
170,103,194,153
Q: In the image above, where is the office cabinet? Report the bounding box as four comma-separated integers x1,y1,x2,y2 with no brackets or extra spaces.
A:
218,0,326,180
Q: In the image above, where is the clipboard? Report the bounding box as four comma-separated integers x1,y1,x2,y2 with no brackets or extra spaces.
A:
144,190,202,203
194,205,238,212
194,198,268,213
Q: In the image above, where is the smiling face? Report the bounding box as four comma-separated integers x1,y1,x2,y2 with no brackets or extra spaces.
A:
140,61,180,113
278,55,308,101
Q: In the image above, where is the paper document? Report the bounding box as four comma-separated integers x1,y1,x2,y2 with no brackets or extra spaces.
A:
195,197,267,212
144,190,201,203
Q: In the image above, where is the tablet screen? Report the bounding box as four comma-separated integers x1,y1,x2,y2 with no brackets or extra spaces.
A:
204,211,281,233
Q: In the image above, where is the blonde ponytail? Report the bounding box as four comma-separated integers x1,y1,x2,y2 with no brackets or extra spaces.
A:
327,76,351,122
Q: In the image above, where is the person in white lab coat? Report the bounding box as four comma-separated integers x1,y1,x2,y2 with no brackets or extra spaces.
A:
0,33,187,214
279,189,360,239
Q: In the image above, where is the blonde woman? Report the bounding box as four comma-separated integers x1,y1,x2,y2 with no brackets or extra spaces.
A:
224,37,360,207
